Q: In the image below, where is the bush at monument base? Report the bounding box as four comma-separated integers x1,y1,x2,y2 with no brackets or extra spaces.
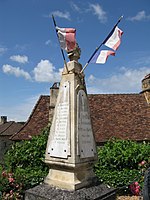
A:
0,125,50,198
0,131,149,198
94,138,150,195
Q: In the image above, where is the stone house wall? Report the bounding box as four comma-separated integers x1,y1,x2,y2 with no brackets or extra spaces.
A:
0,136,14,164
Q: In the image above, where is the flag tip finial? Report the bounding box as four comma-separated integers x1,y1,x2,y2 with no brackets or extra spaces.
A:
119,15,124,21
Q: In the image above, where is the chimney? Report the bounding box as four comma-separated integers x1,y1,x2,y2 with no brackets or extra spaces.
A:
50,82,60,108
141,74,150,104
49,82,60,121
0,116,7,125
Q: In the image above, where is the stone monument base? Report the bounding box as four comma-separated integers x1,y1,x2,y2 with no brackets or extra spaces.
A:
25,182,117,200
44,164,97,190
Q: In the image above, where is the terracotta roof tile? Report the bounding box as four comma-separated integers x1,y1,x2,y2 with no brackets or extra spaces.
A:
11,93,150,143
11,95,50,140
0,121,23,136
88,93,150,143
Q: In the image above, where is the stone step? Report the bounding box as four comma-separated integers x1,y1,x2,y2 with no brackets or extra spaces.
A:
25,183,117,200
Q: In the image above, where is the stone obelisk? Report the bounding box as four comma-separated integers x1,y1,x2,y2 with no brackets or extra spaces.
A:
45,46,97,190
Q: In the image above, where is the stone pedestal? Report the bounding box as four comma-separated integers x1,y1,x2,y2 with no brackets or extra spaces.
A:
25,182,117,200
44,60,97,190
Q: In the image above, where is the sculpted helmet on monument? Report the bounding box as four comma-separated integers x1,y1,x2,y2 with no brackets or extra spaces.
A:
67,43,81,62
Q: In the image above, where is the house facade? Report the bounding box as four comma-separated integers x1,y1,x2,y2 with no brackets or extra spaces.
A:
0,116,23,163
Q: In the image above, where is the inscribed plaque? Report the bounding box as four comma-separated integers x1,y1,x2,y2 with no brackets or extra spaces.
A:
77,90,96,158
48,81,70,158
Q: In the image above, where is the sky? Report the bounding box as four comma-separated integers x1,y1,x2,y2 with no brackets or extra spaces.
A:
0,0,150,122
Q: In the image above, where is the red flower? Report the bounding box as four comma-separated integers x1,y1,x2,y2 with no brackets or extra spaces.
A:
10,190,13,195
8,177,14,183
129,182,140,196
134,181,139,186
2,171,7,177
139,160,146,167
141,161,146,165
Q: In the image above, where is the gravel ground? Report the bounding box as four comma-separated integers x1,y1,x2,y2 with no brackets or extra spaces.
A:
117,196,143,200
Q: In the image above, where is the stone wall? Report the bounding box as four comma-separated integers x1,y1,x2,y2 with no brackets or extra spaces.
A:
0,136,14,164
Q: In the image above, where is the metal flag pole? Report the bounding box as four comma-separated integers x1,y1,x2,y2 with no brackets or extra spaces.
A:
52,15,69,73
80,15,123,74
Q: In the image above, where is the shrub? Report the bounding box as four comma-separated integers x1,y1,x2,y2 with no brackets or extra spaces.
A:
0,169,23,199
0,124,50,198
94,138,150,195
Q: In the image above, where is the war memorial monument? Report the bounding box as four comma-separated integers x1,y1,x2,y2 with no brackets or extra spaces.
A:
25,45,116,200
24,16,124,199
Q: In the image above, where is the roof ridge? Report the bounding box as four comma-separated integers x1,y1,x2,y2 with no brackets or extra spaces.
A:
0,121,14,135
88,93,141,96
41,95,50,97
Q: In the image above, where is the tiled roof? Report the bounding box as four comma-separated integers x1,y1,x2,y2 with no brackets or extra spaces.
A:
10,95,50,141
0,121,23,136
88,93,150,143
11,93,150,142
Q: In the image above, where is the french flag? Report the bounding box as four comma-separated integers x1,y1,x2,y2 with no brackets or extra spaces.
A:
104,26,123,51
56,26,76,52
91,50,115,64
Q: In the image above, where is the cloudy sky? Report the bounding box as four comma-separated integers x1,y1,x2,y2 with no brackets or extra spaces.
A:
0,0,150,121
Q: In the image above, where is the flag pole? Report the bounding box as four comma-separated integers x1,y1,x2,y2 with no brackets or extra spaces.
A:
52,15,69,73
80,15,123,74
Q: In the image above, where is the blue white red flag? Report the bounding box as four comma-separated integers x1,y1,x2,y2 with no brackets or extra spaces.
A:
56,26,76,52
90,50,115,64
104,26,123,50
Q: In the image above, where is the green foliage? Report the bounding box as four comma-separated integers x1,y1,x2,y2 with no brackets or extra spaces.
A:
14,166,48,189
95,138,150,192
1,124,50,196
0,170,23,199
1,128,149,197
4,125,50,172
